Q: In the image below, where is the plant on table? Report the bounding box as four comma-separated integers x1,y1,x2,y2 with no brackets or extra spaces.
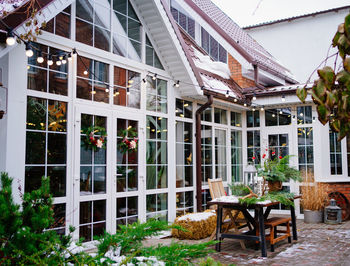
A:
257,154,301,192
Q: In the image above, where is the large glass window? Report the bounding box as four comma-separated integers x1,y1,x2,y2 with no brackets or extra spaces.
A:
329,130,342,175
146,35,164,69
76,0,111,51
297,106,312,125
214,108,227,124
113,66,140,108
231,112,242,127
247,130,260,164
176,99,192,118
79,200,106,241
176,121,193,188
170,6,195,39
45,6,71,38
215,129,227,181
27,43,68,96
268,134,289,159
80,114,107,195
265,108,291,126
201,188,211,210
298,127,314,181
200,106,212,122
146,76,167,113
201,125,212,183
246,110,260,127
231,130,242,182
25,96,67,197
77,56,109,103
146,116,167,189
112,0,142,61
201,27,227,63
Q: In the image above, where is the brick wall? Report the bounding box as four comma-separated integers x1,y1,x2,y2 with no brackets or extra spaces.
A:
325,183,350,202
228,54,255,88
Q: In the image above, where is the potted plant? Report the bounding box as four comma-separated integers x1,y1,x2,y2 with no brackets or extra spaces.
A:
257,155,302,192
301,182,329,223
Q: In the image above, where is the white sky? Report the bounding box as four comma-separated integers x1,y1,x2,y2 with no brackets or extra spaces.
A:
211,0,350,27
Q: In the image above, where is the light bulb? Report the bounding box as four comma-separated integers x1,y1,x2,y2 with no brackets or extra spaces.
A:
56,60,62,66
68,53,72,61
128,79,134,84
62,55,67,64
234,98,237,102
281,95,286,102
6,30,15,46
225,90,229,98
37,52,44,63
83,70,88,75
25,43,33,57
47,55,53,66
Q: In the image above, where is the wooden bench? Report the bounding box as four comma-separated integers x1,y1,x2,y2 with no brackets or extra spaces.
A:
257,217,292,252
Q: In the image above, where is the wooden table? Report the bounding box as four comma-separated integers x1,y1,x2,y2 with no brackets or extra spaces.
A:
208,197,299,257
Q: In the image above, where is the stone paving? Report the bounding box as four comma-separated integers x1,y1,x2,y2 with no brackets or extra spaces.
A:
144,219,350,265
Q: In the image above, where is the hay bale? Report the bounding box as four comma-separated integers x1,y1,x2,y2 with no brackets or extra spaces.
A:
172,210,216,240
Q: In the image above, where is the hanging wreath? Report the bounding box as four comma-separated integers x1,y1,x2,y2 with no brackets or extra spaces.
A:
83,126,107,151
118,127,138,154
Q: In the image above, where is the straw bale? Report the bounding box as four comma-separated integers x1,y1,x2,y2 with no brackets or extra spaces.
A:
172,210,216,240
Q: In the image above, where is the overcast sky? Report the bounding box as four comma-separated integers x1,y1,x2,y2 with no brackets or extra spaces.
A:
211,0,350,27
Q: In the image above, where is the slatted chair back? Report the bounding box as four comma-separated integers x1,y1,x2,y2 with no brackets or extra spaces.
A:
208,178,226,200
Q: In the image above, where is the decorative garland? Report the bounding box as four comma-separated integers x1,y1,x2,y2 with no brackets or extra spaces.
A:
118,127,138,154
83,126,107,151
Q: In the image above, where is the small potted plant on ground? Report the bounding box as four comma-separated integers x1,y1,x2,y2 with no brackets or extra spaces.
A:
301,182,329,223
257,155,302,192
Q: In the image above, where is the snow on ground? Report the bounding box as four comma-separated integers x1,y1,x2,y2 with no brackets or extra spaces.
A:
0,0,27,18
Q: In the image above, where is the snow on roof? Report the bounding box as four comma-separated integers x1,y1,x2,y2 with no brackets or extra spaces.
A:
185,0,297,83
0,0,27,18
201,74,238,98
192,47,231,79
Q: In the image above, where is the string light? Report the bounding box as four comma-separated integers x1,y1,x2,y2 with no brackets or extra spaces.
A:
152,73,157,80
292,115,296,121
47,55,53,66
83,70,88,75
25,43,33,57
225,90,229,98
62,55,67,64
279,110,283,115
68,53,72,61
128,79,134,84
260,106,264,111
72,48,77,57
244,103,247,107
313,116,316,122
142,78,146,83
234,98,237,102
174,80,180,88
252,92,257,101
281,95,286,102
37,51,44,63
56,60,62,66
127,87,130,95
105,88,109,93
6,29,15,46
252,107,256,111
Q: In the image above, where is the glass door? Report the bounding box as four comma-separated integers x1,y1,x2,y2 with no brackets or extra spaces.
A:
73,107,111,241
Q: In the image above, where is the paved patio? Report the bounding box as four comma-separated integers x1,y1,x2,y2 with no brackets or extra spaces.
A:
144,218,350,265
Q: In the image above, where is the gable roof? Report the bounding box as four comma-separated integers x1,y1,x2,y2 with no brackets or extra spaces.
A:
183,0,298,84
244,5,350,29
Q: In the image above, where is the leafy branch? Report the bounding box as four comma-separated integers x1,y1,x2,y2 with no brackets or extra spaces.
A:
297,14,350,140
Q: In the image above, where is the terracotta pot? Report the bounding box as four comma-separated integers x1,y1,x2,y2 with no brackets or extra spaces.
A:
268,181,283,192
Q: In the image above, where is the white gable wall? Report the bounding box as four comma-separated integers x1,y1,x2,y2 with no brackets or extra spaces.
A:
246,8,349,83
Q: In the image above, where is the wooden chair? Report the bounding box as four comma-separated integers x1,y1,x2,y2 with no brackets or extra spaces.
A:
256,216,292,252
208,178,247,249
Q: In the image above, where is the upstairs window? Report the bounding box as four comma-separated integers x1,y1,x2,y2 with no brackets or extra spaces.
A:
45,6,71,38
201,28,227,63
146,35,164,69
170,6,195,39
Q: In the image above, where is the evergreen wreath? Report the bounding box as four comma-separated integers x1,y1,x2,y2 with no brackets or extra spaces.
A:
118,127,138,154
83,126,107,151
